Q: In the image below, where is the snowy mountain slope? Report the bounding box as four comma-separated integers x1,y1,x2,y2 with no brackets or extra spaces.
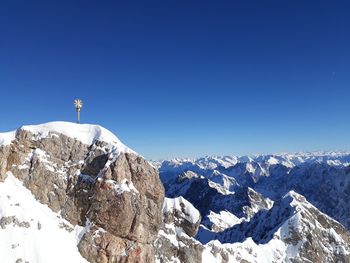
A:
2,122,350,263
158,152,350,229
202,210,243,233
156,152,350,191
156,191,350,263
162,169,273,231
157,152,350,262
0,121,135,156
200,191,350,263
0,172,89,263
0,121,165,263
156,196,203,263
255,162,350,229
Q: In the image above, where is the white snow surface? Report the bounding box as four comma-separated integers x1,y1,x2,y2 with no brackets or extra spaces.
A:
103,178,139,195
163,197,200,224
0,131,16,146
0,172,89,263
207,210,243,231
202,238,287,263
0,121,136,157
23,121,132,148
200,190,350,262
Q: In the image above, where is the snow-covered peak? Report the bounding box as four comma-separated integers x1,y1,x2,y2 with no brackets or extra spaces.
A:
21,121,124,146
161,151,350,167
1,121,135,155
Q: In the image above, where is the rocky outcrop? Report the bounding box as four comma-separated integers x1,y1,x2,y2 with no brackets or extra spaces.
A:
155,197,204,263
78,223,156,263
4,123,350,263
158,153,350,231
158,152,350,262
199,191,350,263
162,197,201,237
0,122,164,263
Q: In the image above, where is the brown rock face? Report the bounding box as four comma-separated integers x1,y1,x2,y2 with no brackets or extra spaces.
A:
87,153,164,244
0,127,164,263
79,224,156,263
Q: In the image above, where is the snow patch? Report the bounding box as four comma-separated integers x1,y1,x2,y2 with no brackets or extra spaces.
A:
207,210,243,231
0,172,88,263
20,121,135,155
0,131,16,146
104,179,139,195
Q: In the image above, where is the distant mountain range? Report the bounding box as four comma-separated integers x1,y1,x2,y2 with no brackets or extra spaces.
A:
1,122,349,262
154,152,350,262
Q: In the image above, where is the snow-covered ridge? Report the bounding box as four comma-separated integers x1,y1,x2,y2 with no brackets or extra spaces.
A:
0,121,135,155
157,151,350,172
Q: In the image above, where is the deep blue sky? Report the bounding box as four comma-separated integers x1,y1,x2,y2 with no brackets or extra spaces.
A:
0,1,349,159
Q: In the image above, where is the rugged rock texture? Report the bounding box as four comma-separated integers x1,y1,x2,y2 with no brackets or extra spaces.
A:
155,196,204,263
162,197,201,237
78,223,156,263
3,125,350,263
196,191,350,263
157,153,350,231
156,153,350,262
162,170,273,228
0,124,164,263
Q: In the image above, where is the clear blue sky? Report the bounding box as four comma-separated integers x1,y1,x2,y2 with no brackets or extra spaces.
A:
0,1,349,159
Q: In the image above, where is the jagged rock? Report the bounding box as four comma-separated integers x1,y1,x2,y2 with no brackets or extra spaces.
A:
0,122,165,263
158,152,350,262
162,197,201,237
155,226,203,263
157,153,350,231
78,223,155,263
83,152,164,245
199,191,350,263
155,197,203,263
4,123,350,263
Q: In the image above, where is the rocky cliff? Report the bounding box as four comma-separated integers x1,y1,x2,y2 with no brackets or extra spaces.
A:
0,122,164,263
3,123,350,263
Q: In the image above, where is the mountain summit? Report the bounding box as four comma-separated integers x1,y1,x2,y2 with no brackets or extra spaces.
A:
1,122,350,263
0,121,164,263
